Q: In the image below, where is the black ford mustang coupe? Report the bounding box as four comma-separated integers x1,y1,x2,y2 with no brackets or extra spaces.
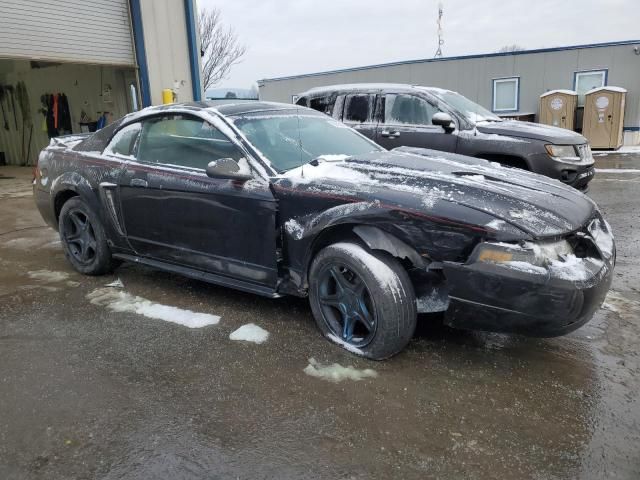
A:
34,102,615,359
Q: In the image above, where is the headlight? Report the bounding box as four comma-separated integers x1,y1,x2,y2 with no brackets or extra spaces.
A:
545,144,580,161
473,240,572,267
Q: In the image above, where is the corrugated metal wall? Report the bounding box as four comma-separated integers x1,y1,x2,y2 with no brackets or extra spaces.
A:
259,43,640,135
0,0,134,66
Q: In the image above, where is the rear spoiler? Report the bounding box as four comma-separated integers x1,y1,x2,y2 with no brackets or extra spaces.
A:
48,133,91,150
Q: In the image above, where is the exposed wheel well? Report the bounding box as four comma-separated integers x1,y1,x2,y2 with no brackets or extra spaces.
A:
476,153,530,170
54,190,79,222
305,224,422,282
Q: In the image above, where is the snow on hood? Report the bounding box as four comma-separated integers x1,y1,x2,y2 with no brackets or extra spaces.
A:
273,147,595,239
476,120,586,144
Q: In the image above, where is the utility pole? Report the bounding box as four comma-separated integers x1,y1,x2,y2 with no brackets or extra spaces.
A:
434,2,444,58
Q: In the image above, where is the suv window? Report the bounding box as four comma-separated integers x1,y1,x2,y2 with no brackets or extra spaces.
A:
104,122,141,157
137,115,244,169
308,94,337,115
384,94,439,126
344,94,374,123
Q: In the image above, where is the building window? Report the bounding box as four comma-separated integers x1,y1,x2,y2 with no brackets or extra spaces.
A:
492,77,519,112
574,70,607,107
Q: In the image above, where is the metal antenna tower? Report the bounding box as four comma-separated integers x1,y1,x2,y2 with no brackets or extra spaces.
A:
434,2,444,58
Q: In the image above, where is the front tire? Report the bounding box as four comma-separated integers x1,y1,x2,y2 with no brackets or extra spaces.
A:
59,197,115,275
308,242,417,360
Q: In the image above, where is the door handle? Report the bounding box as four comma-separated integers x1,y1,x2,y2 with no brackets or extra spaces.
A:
381,130,401,138
130,178,148,188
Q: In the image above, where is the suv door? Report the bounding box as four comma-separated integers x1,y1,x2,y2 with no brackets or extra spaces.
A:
340,93,377,141
375,93,458,152
117,114,278,287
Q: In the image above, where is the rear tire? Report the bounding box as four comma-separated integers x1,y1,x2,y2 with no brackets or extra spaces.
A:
308,242,417,360
59,197,116,276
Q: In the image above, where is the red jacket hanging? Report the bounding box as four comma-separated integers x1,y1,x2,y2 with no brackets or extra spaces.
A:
53,93,59,129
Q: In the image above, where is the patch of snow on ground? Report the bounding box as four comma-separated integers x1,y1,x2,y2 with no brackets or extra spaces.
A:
86,288,220,328
28,270,70,283
303,357,377,383
105,279,124,288
229,323,269,344
327,333,365,356
601,291,640,322
593,145,640,155
284,219,304,240
595,169,640,174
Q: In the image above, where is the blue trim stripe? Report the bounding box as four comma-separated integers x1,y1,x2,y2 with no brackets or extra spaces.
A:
260,39,640,83
184,0,202,101
623,127,640,131
129,0,151,107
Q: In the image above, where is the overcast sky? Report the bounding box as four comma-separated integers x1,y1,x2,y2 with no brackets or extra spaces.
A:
197,0,638,90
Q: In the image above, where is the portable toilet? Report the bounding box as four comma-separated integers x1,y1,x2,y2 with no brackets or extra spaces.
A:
582,86,626,149
539,90,577,130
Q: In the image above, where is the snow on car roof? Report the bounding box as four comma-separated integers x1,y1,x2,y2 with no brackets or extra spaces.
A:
301,83,451,96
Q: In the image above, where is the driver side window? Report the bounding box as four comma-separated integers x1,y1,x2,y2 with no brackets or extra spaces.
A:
384,94,440,126
137,115,245,170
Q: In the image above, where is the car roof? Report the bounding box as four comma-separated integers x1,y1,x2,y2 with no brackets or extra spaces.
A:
128,100,309,119
299,83,453,97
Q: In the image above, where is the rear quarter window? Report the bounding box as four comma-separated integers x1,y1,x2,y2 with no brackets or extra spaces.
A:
73,119,123,152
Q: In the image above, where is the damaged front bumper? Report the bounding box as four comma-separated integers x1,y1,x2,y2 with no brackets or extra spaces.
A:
440,243,615,337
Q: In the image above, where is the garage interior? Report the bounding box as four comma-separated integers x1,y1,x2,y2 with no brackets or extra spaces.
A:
0,60,137,167
0,0,140,167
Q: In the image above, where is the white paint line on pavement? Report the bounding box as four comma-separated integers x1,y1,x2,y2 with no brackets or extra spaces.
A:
595,169,640,174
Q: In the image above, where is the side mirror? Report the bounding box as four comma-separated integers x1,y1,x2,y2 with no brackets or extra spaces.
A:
205,158,252,182
432,112,455,131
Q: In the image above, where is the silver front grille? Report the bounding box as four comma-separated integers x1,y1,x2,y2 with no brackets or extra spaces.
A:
576,144,592,161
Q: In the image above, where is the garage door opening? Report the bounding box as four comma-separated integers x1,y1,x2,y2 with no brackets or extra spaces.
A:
0,59,138,166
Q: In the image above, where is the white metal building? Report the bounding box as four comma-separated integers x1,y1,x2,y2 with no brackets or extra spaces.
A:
259,40,640,146
0,0,203,166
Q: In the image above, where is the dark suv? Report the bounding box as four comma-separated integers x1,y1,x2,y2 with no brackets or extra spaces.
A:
296,83,595,190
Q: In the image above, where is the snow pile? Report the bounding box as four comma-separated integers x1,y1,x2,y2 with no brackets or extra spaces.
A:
28,270,70,283
284,219,304,240
229,323,269,344
547,255,600,281
86,288,220,328
105,278,124,288
303,357,377,383
282,161,372,186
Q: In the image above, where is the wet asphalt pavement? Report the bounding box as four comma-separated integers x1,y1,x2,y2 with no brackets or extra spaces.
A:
0,156,639,479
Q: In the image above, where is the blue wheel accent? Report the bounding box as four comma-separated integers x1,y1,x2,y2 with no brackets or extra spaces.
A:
317,264,376,347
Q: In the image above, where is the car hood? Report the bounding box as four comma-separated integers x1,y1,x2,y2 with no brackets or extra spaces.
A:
273,147,595,240
476,120,587,145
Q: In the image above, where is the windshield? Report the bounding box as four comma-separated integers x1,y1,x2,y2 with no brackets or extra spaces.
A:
232,111,382,172
430,90,502,123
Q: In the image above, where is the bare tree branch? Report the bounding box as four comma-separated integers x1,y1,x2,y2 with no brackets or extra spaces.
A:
199,8,246,91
